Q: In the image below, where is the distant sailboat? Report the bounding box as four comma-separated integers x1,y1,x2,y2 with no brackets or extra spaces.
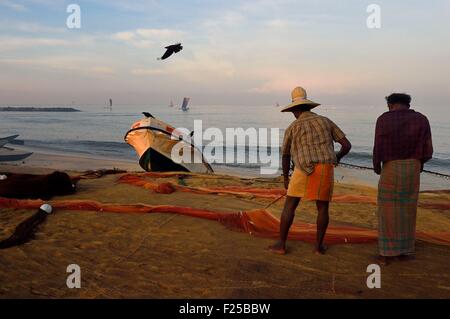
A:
106,98,112,111
181,97,190,112
168,100,174,107
276,102,280,107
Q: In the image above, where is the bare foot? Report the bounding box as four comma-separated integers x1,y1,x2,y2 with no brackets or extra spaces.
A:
396,255,416,262
268,242,286,255
314,244,328,255
374,255,394,266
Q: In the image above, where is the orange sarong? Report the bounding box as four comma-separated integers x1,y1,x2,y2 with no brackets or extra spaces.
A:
287,164,334,201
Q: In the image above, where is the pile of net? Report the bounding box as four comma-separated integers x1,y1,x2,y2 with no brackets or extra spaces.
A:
117,173,450,210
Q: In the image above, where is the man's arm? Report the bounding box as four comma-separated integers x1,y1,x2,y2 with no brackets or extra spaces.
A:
421,117,433,169
282,154,291,189
281,125,293,189
373,118,382,175
335,137,351,163
329,119,351,164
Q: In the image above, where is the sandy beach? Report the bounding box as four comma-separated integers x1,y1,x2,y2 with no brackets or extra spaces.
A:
1,152,449,299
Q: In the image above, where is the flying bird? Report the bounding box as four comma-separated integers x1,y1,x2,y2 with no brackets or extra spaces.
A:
158,43,183,60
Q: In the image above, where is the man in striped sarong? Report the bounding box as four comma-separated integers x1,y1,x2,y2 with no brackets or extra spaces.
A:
373,93,433,265
269,87,351,255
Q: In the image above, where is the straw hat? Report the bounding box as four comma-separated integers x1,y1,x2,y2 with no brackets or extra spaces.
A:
281,87,320,112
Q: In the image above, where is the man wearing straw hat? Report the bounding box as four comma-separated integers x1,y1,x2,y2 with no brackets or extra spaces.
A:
269,87,352,255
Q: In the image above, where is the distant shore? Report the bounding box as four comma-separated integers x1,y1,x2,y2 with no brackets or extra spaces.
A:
0,107,81,112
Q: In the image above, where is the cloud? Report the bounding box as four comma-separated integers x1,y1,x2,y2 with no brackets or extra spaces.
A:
0,34,99,52
131,52,236,86
202,11,246,28
0,21,65,33
0,0,26,11
0,36,70,50
0,57,116,76
265,19,291,28
131,68,167,76
247,68,368,95
114,31,135,41
113,28,184,48
92,0,160,12
90,66,115,75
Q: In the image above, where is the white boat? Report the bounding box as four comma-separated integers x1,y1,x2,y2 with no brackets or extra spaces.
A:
124,113,213,173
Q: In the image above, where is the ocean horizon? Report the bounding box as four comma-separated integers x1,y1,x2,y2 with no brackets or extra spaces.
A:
1,103,449,177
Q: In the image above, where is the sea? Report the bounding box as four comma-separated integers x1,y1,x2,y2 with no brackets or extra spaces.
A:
0,104,449,178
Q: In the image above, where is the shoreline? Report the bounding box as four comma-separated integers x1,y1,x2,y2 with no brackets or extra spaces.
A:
1,147,449,191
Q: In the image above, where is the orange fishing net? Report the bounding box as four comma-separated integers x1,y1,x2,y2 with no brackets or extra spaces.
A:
118,173,375,201
1,197,449,247
117,173,450,211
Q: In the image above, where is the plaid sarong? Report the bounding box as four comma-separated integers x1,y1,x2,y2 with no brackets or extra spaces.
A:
377,159,421,256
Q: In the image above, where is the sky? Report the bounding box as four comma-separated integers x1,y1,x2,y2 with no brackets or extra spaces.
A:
0,0,449,107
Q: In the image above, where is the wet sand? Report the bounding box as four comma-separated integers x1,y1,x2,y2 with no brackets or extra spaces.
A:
0,154,450,298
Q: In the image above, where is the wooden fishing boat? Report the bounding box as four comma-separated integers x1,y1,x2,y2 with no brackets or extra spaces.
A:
0,135,19,148
0,148,33,162
124,113,213,173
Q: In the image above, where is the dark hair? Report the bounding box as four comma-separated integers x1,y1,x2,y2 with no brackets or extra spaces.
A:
292,104,314,112
385,93,411,106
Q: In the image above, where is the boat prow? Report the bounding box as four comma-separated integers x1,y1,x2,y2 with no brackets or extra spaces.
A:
0,135,20,148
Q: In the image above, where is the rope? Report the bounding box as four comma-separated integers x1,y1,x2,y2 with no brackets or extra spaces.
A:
340,162,450,179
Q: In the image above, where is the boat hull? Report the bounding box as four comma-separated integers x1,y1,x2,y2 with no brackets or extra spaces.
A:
0,152,33,162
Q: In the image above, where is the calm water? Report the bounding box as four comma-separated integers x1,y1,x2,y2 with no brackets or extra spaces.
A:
0,104,449,176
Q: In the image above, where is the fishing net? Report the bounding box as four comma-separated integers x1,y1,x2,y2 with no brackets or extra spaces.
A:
118,173,371,200
1,197,449,247
117,173,450,210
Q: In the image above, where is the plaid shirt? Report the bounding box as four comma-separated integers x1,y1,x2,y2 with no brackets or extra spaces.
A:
282,111,346,175
373,109,433,170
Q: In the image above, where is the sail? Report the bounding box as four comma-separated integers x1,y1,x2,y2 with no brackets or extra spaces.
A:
169,100,174,107
109,99,113,107
181,97,190,111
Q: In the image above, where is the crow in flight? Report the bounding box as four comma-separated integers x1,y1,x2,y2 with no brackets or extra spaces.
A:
158,43,183,60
